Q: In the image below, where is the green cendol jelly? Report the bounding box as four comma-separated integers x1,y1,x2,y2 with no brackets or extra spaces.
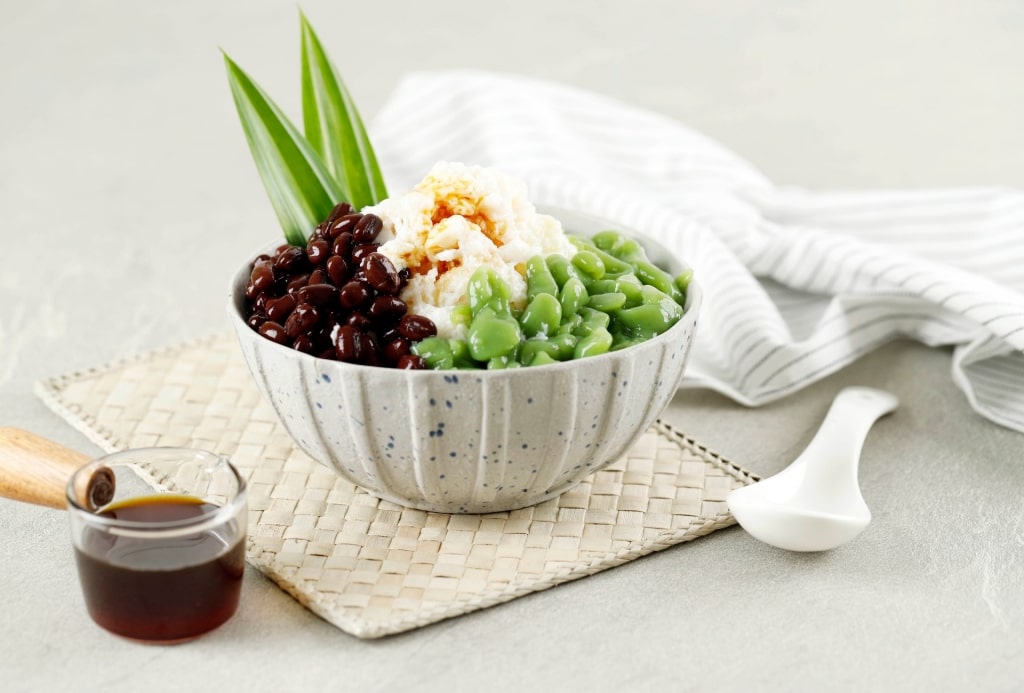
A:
411,230,691,370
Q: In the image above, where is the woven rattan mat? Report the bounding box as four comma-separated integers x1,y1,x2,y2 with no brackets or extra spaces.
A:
35,332,755,639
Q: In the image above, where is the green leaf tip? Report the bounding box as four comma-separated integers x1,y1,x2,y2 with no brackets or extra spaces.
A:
225,13,388,245
299,13,388,209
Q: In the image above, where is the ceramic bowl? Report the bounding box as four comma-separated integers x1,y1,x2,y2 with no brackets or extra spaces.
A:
227,209,702,513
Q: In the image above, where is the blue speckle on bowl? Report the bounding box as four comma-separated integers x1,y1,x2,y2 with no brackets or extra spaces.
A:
321,374,331,383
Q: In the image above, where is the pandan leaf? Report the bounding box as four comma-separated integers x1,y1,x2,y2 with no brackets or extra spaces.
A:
224,51,342,245
300,11,388,209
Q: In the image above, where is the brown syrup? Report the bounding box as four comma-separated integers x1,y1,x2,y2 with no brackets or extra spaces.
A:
73,495,244,642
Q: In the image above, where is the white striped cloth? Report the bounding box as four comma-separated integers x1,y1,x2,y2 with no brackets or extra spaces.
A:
370,70,1024,434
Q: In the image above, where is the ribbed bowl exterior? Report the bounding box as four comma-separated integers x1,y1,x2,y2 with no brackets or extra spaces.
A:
228,212,701,513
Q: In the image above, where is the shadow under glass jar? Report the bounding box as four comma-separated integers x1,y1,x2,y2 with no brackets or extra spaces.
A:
66,448,247,644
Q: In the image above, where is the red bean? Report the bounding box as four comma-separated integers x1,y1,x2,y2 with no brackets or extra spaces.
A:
358,332,381,366
361,253,401,295
398,314,437,341
351,243,379,264
308,268,328,285
266,293,297,322
353,214,383,243
284,303,320,338
397,354,427,370
334,325,360,362
384,337,410,364
326,202,355,225
331,232,353,257
307,239,329,266
325,255,350,286
327,214,361,240
247,314,266,330
248,260,275,296
368,295,406,325
297,283,338,306
292,334,316,354
273,246,306,272
345,312,372,331
259,321,289,345
323,256,348,286
339,280,372,310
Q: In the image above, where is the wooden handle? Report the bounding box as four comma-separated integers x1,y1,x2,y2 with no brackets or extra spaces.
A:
0,427,94,509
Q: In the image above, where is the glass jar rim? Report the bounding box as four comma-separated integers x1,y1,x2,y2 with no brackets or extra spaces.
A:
66,447,247,537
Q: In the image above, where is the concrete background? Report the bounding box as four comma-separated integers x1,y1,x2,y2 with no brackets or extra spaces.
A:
1,1,1022,690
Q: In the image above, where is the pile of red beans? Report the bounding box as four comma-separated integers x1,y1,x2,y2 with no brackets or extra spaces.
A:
244,202,437,368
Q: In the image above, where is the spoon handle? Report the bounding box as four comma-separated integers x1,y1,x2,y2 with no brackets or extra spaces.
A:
0,427,92,509
800,387,898,483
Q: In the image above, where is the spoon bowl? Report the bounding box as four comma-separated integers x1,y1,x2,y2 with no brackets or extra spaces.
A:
727,387,898,552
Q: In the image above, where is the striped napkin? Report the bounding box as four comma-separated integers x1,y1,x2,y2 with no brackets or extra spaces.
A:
370,70,1024,434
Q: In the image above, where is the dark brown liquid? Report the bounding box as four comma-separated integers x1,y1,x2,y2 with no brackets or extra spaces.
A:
74,495,244,643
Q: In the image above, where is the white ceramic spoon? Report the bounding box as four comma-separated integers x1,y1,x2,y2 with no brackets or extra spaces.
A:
726,387,898,552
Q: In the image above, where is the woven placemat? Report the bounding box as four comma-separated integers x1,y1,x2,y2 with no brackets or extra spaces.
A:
35,332,756,639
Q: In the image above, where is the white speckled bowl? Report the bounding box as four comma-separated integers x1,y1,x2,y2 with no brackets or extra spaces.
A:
227,209,702,513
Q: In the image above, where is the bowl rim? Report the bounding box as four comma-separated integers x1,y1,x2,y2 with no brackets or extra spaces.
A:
227,213,702,376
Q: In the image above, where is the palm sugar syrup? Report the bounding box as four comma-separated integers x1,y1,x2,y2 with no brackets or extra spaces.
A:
73,494,244,643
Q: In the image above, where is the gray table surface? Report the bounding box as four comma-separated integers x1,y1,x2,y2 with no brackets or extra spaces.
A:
2,1,1022,691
